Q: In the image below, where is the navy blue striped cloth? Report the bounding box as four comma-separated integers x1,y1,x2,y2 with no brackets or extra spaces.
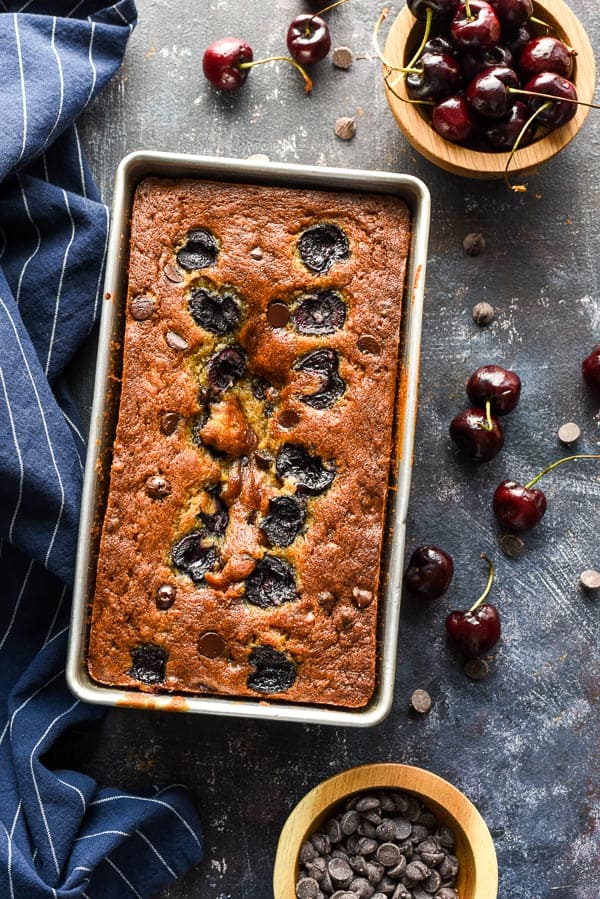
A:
0,2,203,897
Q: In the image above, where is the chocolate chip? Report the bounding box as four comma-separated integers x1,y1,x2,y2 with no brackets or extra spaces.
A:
165,330,189,351
335,116,356,140
472,301,495,325
499,532,524,557
197,631,228,658
462,232,486,256
163,263,184,283
129,294,155,321
159,411,180,435
296,877,320,899
410,689,432,714
580,569,600,592
250,246,264,260
327,818,343,845
393,819,413,841
332,46,354,68
341,810,361,836
376,843,401,867
328,857,353,886
357,335,381,355
254,449,274,470
557,421,581,445
267,301,290,327
145,475,172,499
155,584,176,610
318,591,337,614
352,587,374,609
464,657,489,680
278,409,301,430
405,860,429,882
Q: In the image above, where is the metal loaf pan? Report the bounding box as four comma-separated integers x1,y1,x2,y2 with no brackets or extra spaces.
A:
66,152,431,727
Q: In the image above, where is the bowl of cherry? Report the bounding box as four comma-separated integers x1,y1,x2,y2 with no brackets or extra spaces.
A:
381,0,596,183
273,763,498,899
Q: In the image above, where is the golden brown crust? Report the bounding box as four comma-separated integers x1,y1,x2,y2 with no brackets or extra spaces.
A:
87,177,411,708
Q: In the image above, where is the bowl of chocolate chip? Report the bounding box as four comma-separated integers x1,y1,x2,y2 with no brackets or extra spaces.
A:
381,0,596,184
273,763,497,899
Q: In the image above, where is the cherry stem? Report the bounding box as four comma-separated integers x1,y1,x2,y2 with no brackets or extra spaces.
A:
464,0,474,20
483,398,494,431
372,7,423,74
508,87,600,110
240,56,313,93
311,0,349,20
405,8,433,73
525,454,600,490
469,553,495,614
505,100,552,192
530,15,552,30
384,71,435,106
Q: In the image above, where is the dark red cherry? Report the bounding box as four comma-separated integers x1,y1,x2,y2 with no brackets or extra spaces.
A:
523,73,578,128
518,36,575,81
446,604,501,656
451,1,501,53
432,94,475,141
202,37,312,93
466,65,520,118
424,35,458,57
486,0,532,28
202,37,253,90
406,50,462,102
449,407,504,462
493,479,547,530
484,100,536,149
407,0,460,20
445,554,500,657
582,345,600,390
504,22,534,56
461,44,513,83
495,454,600,530
287,14,331,65
466,364,522,415
404,545,454,600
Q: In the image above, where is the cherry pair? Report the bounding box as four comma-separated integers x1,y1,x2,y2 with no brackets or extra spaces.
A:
404,546,500,658
449,364,521,462
202,0,348,93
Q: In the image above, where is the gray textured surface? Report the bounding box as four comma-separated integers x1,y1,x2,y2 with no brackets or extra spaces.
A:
66,1,600,896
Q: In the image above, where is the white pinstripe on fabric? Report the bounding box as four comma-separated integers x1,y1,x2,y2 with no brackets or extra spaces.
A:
0,559,34,653
0,296,66,568
68,1,87,17
85,21,97,108
56,775,86,813
73,124,88,200
90,794,203,850
104,857,143,898
73,866,92,873
13,15,28,165
9,801,21,840
15,174,42,307
41,150,50,183
0,227,7,260
92,203,110,325
17,1,36,12
43,586,67,647
0,668,64,750
1,822,14,899
75,830,130,841
29,699,80,875
43,18,65,152
111,4,129,25
134,828,176,879
0,368,25,542
45,188,76,377
43,624,69,646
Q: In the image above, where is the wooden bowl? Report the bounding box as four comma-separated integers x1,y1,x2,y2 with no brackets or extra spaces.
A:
383,0,596,179
273,762,498,898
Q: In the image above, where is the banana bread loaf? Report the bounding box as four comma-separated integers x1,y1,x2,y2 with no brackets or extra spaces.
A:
87,176,411,708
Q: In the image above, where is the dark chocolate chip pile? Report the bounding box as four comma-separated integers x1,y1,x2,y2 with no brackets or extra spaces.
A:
296,789,459,899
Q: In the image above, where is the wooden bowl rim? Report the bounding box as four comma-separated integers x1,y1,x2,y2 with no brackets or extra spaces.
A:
273,762,498,899
383,0,596,179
